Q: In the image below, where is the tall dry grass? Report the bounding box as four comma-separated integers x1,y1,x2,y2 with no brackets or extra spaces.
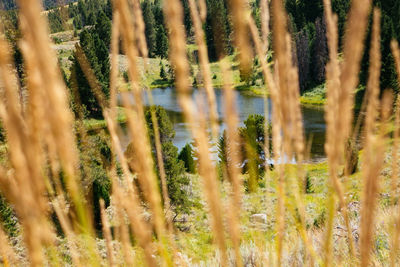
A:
0,0,400,266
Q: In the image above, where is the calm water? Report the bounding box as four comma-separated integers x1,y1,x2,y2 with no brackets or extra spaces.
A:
119,87,326,162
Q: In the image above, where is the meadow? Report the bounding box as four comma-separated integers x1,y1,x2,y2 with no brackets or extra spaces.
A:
1,0,400,266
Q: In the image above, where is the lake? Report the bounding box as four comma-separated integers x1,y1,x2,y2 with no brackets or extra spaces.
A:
119,87,326,162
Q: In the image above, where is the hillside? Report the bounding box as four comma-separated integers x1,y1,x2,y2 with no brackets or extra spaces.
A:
1,0,400,266
1,0,76,10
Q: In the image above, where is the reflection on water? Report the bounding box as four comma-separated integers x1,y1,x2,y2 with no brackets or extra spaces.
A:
119,87,326,162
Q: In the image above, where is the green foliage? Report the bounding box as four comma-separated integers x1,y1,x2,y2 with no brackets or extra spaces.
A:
217,131,230,180
95,11,112,48
145,106,192,216
0,193,18,237
156,25,169,59
160,62,167,81
69,11,111,118
285,0,400,94
142,1,157,57
0,121,5,143
204,0,231,61
305,173,314,194
240,114,266,192
218,114,271,192
78,132,112,231
2,0,75,10
48,9,65,33
178,143,196,173
68,0,111,30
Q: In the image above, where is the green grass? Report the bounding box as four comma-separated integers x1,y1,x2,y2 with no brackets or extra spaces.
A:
83,107,127,131
300,84,327,106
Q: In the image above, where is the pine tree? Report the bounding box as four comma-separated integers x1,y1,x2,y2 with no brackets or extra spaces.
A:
143,1,157,57
93,34,110,88
178,143,196,173
160,61,167,81
70,29,109,118
95,11,111,48
296,29,310,91
205,0,230,61
239,115,270,193
73,15,83,30
312,17,328,84
144,106,192,215
156,25,169,58
182,0,193,37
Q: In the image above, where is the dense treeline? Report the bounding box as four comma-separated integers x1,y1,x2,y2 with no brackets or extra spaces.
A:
1,0,76,10
4,0,400,94
69,15,111,118
285,0,400,93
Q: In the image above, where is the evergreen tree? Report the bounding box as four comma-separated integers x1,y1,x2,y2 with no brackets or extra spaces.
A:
48,9,65,33
105,0,113,19
205,0,230,61
160,61,167,80
73,15,83,30
182,0,193,37
178,143,196,173
295,29,310,91
312,17,328,84
144,106,192,215
93,33,110,88
143,1,157,57
156,25,169,58
239,114,266,192
77,0,88,25
78,132,112,232
70,29,110,118
95,11,111,48
331,0,350,46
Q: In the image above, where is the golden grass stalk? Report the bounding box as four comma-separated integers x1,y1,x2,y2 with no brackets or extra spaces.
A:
109,10,120,122
323,0,356,259
73,40,158,267
250,13,318,263
338,0,372,144
16,0,80,197
16,1,95,241
359,9,384,267
198,0,207,23
220,58,243,267
128,0,174,228
100,199,115,267
131,0,148,59
260,0,270,53
390,40,400,267
364,9,382,141
249,11,313,266
110,181,136,266
164,0,228,263
228,0,253,77
113,0,170,257
0,35,52,266
52,198,82,266
188,0,219,139
0,199,18,267
270,0,308,264
262,29,285,265
391,41,400,204
126,0,173,228
360,90,392,267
